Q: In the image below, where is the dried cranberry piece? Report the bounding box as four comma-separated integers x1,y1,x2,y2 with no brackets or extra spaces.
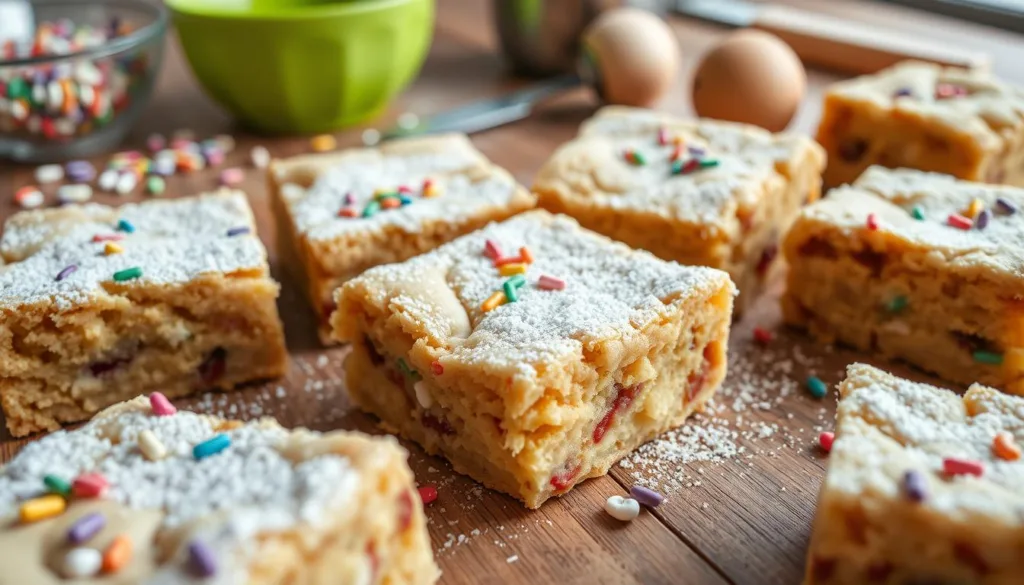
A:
852,248,885,277
321,301,336,321
687,359,710,403
756,244,778,276
397,491,413,532
89,356,131,377
422,413,455,436
365,541,380,580
549,464,581,492
837,138,868,162
592,383,644,444
198,347,227,385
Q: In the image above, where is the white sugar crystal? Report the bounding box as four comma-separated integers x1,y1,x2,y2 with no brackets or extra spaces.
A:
35,163,64,183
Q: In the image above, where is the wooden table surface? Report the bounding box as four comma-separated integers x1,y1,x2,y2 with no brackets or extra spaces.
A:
3,2,1024,584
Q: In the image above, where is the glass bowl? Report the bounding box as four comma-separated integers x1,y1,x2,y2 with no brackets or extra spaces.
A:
0,0,168,162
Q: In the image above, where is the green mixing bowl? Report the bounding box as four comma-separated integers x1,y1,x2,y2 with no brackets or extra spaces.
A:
165,0,434,134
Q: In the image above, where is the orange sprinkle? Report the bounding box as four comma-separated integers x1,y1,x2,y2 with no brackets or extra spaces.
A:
481,291,506,312
381,197,401,210
993,432,1021,461
964,198,984,219
102,535,132,573
338,207,358,218
519,246,534,264
494,255,523,267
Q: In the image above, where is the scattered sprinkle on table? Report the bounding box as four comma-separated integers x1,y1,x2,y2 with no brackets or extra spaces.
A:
102,534,132,573
193,433,231,460
972,350,1003,365
72,473,109,499
66,160,96,183
112,267,142,282
947,213,973,230
537,274,566,291
752,327,773,344
55,264,78,282
629,485,664,508
806,376,828,399
226,226,251,237
149,391,177,416
310,134,337,152
995,197,1017,215
942,456,983,477
362,128,381,146
902,470,926,502
68,512,106,544
818,431,835,453
865,213,879,230
418,485,438,505
35,163,64,183
146,175,166,195
62,548,102,578
57,184,92,204
115,172,137,195
20,494,66,523
993,432,1021,461
219,167,244,186
604,495,640,521
14,186,44,209
251,145,271,169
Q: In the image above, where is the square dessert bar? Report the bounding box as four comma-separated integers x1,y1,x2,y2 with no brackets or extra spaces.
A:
533,106,824,313
783,166,1024,394
0,395,439,584
817,60,1024,188
805,363,1024,585
333,210,735,508
269,133,536,342
0,192,287,437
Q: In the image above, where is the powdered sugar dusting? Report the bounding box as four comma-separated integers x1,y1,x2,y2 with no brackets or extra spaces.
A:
0,191,267,310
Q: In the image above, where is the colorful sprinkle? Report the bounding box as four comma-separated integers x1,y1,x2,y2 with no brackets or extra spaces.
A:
699,159,719,169
893,87,913,98
61,548,102,579
752,327,773,344
503,280,519,303
226,226,250,237
935,83,967,99
112,267,142,282
629,485,664,508
138,429,167,461
104,242,123,255
55,264,78,281
310,134,336,152
481,291,506,312
537,274,566,291
431,361,444,376
885,295,908,313
806,376,828,399
866,213,879,230
381,197,401,210
66,160,96,182
657,127,669,145
146,175,166,195
187,540,218,578
343,192,355,205
92,233,124,243
947,213,973,230
418,485,438,505
102,534,132,573
943,457,983,477
995,197,1017,215
362,200,380,218
993,431,1021,461
819,432,835,453
114,172,137,195
623,149,646,165
14,186,44,209
44,474,71,496
519,246,534,264
68,512,106,544
338,207,358,218
499,263,527,276
506,274,527,289
976,209,990,230
911,206,925,220
973,350,1003,365
72,473,109,499
149,391,177,416
219,167,244,186
902,470,926,502
116,219,135,233
250,146,270,169
193,434,231,460
396,358,420,379
963,198,983,219
57,184,92,204
35,163,64,183
20,494,66,523
604,495,640,522
484,240,503,260
147,133,166,152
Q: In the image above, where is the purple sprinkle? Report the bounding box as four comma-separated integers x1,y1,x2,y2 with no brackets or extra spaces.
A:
996,197,1018,215
343,192,355,205
65,160,96,183
187,540,217,577
226,226,250,237
893,87,913,98
629,485,664,508
687,146,705,157
55,264,78,281
902,470,927,502
67,512,106,544
976,209,990,230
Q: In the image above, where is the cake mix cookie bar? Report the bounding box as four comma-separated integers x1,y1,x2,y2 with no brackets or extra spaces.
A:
817,60,1024,188
0,192,287,437
805,363,1024,585
783,166,1024,394
533,106,824,313
0,394,438,584
332,210,735,508
269,133,536,343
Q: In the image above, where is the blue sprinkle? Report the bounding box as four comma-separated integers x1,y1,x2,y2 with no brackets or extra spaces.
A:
806,376,828,399
116,219,135,233
193,434,231,460
226,226,250,237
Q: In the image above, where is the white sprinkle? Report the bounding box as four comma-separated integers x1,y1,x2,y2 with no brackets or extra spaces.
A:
397,112,420,130
35,164,64,183
414,381,433,409
138,429,167,461
214,134,236,154
98,169,119,191
604,495,640,521
61,548,102,578
46,80,63,111
361,128,381,146
15,189,44,209
115,172,137,195
251,146,271,169
506,554,519,564
57,184,92,204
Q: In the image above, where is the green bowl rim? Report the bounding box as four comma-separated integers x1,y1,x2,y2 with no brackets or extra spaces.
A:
165,0,429,21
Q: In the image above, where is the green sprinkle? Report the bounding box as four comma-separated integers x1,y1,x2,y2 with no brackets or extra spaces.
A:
670,159,684,175
396,358,420,379
806,376,828,399
43,474,71,497
374,191,396,200
503,280,519,303
885,295,908,313
911,206,925,220
6,78,28,100
362,200,380,218
973,350,1003,365
117,219,135,233
699,159,719,169
113,267,142,282
506,274,527,289
146,176,166,195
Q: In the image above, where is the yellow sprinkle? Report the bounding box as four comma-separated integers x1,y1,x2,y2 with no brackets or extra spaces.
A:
481,291,506,312
499,263,527,276
104,242,123,255
20,494,66,523
310,134,337,152
423,185,440,198
965,198,984,219
672,135,685,146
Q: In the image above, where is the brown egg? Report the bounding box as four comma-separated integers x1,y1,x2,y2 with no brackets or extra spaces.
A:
581,8,680,107
692,30,806,132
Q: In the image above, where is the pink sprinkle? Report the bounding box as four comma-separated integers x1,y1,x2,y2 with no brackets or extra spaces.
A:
819,432,835,452
866,213,879,230
146,134,165,152
484,239,503,260
422,178,434,191
171,138,193,150
943,456,983,477
149,392,177,416
657,127,669,146
72,473,109,499
219,168,244,186
752,327,773,344
397,185,413,194
537,274,566,290
343,192,354,205
947,214,973,230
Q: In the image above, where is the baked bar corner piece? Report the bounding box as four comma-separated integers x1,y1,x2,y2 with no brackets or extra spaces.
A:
0,191,287,437
816,60,1024,188
532,105,824,313
268,133,537,343
0,395,439,584
804,363,1024,585
332,210,735,508
782,166,1024,395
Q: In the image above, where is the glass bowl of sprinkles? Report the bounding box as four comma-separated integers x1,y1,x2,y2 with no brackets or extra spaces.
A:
0,0,168,162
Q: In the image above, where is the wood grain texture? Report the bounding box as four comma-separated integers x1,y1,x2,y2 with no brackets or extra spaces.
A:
2,2,1024,584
